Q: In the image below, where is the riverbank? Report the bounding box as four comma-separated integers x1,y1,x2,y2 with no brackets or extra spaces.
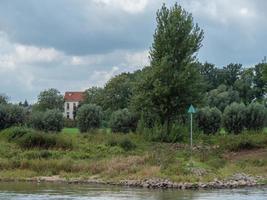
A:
0,173,266,190
0,127,266,190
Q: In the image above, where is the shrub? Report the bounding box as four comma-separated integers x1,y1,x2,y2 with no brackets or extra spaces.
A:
245,103,267,131
42,109,64,132
109,109,138,133
29,111,44,130
106,137,136,151
223,102,246,134
29,109,63,132
17,133,72,149
1,126,32,142
77,104,102,132
218,133,267,151
119,138,136,151
196,107,222,134
0,104,26,130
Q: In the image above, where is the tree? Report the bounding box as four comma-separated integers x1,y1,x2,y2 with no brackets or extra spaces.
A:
0,94,8,104
109,109,138,133
196,107,222,134
77,104,102,132
102,73,136,112
37,88,64,111
245,103,267,131
84,87,104,106
133,3,204,133
206,85,240,111
223,102,246,134
234,68,255,104
199,62,221,91
0,104,27,130
222,63,242,86
254,63,267,100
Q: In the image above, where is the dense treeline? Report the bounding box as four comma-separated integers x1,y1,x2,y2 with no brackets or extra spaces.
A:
0,3,266,141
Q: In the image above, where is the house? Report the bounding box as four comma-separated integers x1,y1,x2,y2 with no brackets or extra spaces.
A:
63,91,84,120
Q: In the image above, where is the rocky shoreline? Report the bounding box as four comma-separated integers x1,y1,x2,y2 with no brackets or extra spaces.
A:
0,173,265,190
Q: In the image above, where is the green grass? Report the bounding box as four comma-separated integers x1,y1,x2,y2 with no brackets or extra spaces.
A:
0,126,266,183
61,128,80,134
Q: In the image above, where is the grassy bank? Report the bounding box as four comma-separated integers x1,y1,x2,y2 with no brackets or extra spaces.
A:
0,127,266,184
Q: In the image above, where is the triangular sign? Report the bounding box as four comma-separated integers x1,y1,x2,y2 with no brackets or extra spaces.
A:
188,104,196,114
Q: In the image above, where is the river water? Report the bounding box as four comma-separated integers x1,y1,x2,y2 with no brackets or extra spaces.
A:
0,182,266,200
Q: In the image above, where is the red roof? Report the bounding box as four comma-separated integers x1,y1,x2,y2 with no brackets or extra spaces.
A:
64,92,85,102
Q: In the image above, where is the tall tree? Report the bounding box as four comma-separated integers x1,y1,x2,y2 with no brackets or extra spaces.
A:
37,88,64,111
133,3,204,133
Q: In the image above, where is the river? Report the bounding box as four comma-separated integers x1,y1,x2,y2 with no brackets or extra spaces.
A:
0,182,266,200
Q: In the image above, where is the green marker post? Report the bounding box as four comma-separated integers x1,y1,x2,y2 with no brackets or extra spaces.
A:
188,105,196,158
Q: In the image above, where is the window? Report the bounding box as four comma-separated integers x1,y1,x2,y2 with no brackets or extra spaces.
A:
67,112,70,119
67,103,69,110
73,103,76,110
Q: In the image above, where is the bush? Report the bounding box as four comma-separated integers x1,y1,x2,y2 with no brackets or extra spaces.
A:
119,138,136,151
1,126,32,142
109,109,138,133
107,137,136,151
42,109,64,132
0,104,26,130
77,104,102,132
29,109,63,132
17,132,72,149
245,103,267,131
218,133,267,152
223,102,246,134
29,111,44,130
196,107,222,134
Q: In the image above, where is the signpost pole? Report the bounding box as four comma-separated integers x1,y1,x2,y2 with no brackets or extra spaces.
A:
187,104,196,163
190,112,193,153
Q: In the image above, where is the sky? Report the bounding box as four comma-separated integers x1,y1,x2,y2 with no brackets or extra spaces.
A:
0,0,267,103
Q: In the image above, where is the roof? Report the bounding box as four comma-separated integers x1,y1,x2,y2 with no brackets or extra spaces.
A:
64,92,85,102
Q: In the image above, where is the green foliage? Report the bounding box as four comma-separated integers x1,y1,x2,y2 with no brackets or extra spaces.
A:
0,104,26,130
245,103,267,131
254,63,267,100
84,87,104,106
1,126,32,142
77,104,102,132
218,133,267,152
133,3,204,133
107,137,137,151
16,132,72,149
196,107,222,134
222,63,242,86
102,73,135,112
43,109,64,132
29,109,63,132
109,108,137,133
144,123,188,143
36,88,64,111
234,68,256,104
206,85,240,111
29,111,44,130
223,102,246,134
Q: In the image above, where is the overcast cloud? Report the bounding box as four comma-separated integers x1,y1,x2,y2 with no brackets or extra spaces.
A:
0,0,266,102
